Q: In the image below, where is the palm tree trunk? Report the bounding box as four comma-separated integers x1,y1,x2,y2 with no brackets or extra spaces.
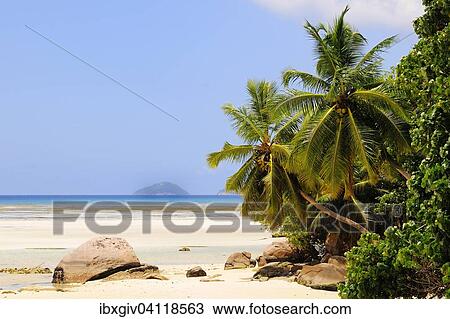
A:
395,167,412,180
384,153,412,180
299,190,368,233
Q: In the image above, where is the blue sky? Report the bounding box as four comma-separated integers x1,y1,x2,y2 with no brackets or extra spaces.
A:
0,0,422,194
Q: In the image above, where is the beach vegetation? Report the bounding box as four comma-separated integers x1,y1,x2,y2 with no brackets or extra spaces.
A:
208,0,449,298
340,0,450,298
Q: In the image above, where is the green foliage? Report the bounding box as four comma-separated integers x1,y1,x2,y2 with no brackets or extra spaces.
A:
443,263,450,298
207,80,307,227
370,182,407,222
400,0,450,296
282,6,409,199
339,232,404,298
340,224,449,298
209,4,449,299
275,215,322,261
277,215,310,247
340,0,450,298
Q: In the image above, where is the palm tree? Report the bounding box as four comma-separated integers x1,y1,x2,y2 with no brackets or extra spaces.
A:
207,80,367,233
281,6,410,201
207,80,305,227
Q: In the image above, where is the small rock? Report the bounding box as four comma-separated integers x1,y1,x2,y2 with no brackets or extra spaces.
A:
179,247,191,252
224,251,252,270
186,266,207,277
1,290,17,295
253,262,303,280
128,264,159,273
296,263,346,291
256,256,267,267
103,264,164,281
263,241,302,263
249,259,257,267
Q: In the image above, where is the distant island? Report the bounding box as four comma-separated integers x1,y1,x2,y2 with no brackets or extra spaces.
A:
134,182,189,195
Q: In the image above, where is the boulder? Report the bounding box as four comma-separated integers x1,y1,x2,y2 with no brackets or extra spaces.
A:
186,266,207,277
324,233,359,255
324,233,340,255
253,262,303,280
52,237,141,284
224,251,252,270
328,256,346,271
263,241,301,262
257,256,267,267
296,263,346,291
320,253,332,263
103,265,167,281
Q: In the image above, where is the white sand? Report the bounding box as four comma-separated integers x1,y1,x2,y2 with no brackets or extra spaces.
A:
2,264,337,299
0,208,338,298
0,212,272,250
0,214,273,268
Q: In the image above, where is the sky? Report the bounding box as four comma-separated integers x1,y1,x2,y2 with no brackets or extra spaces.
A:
0,0,423,195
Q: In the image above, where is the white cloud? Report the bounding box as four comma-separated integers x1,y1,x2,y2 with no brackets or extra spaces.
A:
251,0,424,29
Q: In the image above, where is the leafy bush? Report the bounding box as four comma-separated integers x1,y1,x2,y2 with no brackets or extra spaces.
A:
340,224,448,298
340,0,450,298
339,232,404,298
275,215,325,261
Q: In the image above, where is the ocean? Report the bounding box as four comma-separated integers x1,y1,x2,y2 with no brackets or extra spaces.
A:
0,194,242,205
0,195,244,220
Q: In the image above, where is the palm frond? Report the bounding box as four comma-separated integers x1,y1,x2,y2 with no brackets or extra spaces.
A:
319,116,350,197
246,80,278,124
283,173,308,225
222,104,265,143
225,157,256,192
282,70,330,92
356,36,397,70
272,111,303,143
270,143,290,163
304,20,337,80
352,100,411,152
290,107,337,175
207,143,254,168
263,159,285,227
278,90,326,115
350,87,409,121
347,109,379,182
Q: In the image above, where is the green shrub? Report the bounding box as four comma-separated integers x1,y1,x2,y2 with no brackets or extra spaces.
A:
274,215,323,260
340,0,450,299
339,230,406,298
340,224,449,298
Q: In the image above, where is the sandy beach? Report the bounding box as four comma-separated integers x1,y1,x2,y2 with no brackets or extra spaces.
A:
2,264,337,299
0,205,338,299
